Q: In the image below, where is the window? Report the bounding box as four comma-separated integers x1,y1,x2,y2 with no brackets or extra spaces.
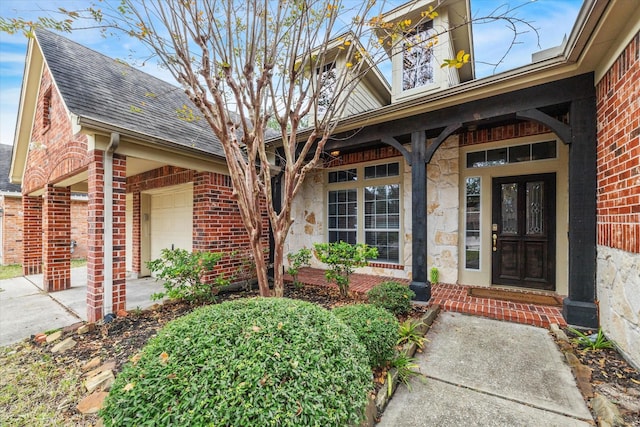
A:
465,177,481,270
466,141,556,168
402,21,436,91
328,189,357,244
327,162,401,263
42,88,52,129
317,63,337,116
365,185,400,262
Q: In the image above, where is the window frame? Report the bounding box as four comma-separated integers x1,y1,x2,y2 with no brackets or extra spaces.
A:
326,160,403,264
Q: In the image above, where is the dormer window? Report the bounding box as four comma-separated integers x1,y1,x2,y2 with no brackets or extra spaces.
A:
317,63,337,116
402,21,436,91
42,88,52,130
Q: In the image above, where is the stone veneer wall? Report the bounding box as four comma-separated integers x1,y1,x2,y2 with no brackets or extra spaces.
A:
426,137,460,284
595,32,639,367
286,141,459,283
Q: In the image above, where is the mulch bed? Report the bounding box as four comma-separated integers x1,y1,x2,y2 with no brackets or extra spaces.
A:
564,329,640,426
5,283,639,426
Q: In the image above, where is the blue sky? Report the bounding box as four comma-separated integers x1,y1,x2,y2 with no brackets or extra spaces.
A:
0,0,583,146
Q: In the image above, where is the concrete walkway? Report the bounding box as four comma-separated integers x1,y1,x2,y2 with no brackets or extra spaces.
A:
0,267,164,347
378,312,593,426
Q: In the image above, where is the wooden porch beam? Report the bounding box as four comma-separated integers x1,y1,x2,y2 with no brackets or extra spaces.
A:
516,109,572,144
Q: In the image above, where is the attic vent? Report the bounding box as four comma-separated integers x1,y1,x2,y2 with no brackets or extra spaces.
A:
43,88,52,130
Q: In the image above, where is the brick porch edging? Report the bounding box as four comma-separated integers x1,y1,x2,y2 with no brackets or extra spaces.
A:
289,268,567,328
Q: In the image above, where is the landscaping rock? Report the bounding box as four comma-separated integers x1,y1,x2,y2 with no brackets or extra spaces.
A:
84,360,116,379
84,370,115,393
77,323,96,334
592,393,624,427
63,322,85,334
76,391,109,414
33,333,47,344
116,309,128,318
46,331,62,343
82,357,102,372
51,337,76,353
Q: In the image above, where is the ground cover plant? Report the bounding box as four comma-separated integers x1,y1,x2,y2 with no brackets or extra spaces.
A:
333,303,399,369
367,281,415,316
100,297,372,426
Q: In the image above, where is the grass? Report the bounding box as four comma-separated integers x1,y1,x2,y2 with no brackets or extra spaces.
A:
0,259,87,280
0,343,84,426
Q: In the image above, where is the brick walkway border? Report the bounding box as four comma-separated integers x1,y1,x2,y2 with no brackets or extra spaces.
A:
289,268,566,328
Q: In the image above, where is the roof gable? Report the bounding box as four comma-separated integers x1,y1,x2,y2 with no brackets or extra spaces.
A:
35,30,225,158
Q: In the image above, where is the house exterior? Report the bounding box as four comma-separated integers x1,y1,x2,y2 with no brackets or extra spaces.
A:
8,0,638,366
1,144,88,265
282,0,639,366
10,29,268,322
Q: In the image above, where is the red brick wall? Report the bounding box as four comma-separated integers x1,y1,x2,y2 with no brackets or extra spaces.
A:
1,195,23,265
1,196,87,266
23,66,89,195
596,32,640,254
87,150,105,322
22,196,43,275
70,199,88,260
459,120,561,147
192,171,269,282
43,185,71,291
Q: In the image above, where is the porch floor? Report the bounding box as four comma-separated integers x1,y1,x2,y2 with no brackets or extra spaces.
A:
289,268,567,328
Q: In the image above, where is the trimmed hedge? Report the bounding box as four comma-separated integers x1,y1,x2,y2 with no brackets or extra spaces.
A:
332,303,399,369
100,298,372,426
367,281,415,315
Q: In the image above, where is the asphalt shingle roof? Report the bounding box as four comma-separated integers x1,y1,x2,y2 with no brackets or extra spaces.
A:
0,144,21,193
35,30,225,158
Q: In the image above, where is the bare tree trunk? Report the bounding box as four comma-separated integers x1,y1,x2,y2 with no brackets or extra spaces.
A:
249,237,270,297
271,230,286,297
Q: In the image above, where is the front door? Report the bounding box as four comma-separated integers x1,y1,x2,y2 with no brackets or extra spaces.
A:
492,173,556,290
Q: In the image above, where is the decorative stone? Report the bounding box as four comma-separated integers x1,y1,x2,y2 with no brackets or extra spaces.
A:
46,331,62,343
51,337,76,353
34,333,47,344
84,370,115,393
592,393,624,427
116,309,128,318
84,361,116,379
76,391,109,414
77,324,94,334
82,357,102,372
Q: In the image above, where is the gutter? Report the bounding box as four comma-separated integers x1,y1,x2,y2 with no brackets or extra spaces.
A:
75,115,226,162
103,132,119,317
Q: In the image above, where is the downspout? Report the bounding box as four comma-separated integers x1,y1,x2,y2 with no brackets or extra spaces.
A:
104,132,119,317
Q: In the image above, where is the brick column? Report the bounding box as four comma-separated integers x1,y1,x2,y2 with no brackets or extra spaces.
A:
87,150,105,322
112,153,127,313
22,196,43,275
42,184,71,291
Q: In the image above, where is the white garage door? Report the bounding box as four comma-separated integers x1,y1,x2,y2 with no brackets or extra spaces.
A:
150,184,193,261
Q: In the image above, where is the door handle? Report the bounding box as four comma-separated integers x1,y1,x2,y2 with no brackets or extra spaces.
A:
492,234,498,252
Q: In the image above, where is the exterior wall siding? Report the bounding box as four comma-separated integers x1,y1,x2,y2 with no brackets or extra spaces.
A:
596,32,640,367
426,136,460,284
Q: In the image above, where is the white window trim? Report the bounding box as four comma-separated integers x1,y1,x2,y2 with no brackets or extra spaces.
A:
326,160,403,264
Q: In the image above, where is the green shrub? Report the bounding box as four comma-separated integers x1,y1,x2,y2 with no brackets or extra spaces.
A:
287,247,312,288
100,298,372,426
430,267,439,284
367,281,415,315
398,319,426,349
147,248,227,303
313,241,378,297
332,303,399,369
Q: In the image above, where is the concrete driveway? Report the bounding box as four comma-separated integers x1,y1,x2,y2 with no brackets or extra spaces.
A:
0,267,164,347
